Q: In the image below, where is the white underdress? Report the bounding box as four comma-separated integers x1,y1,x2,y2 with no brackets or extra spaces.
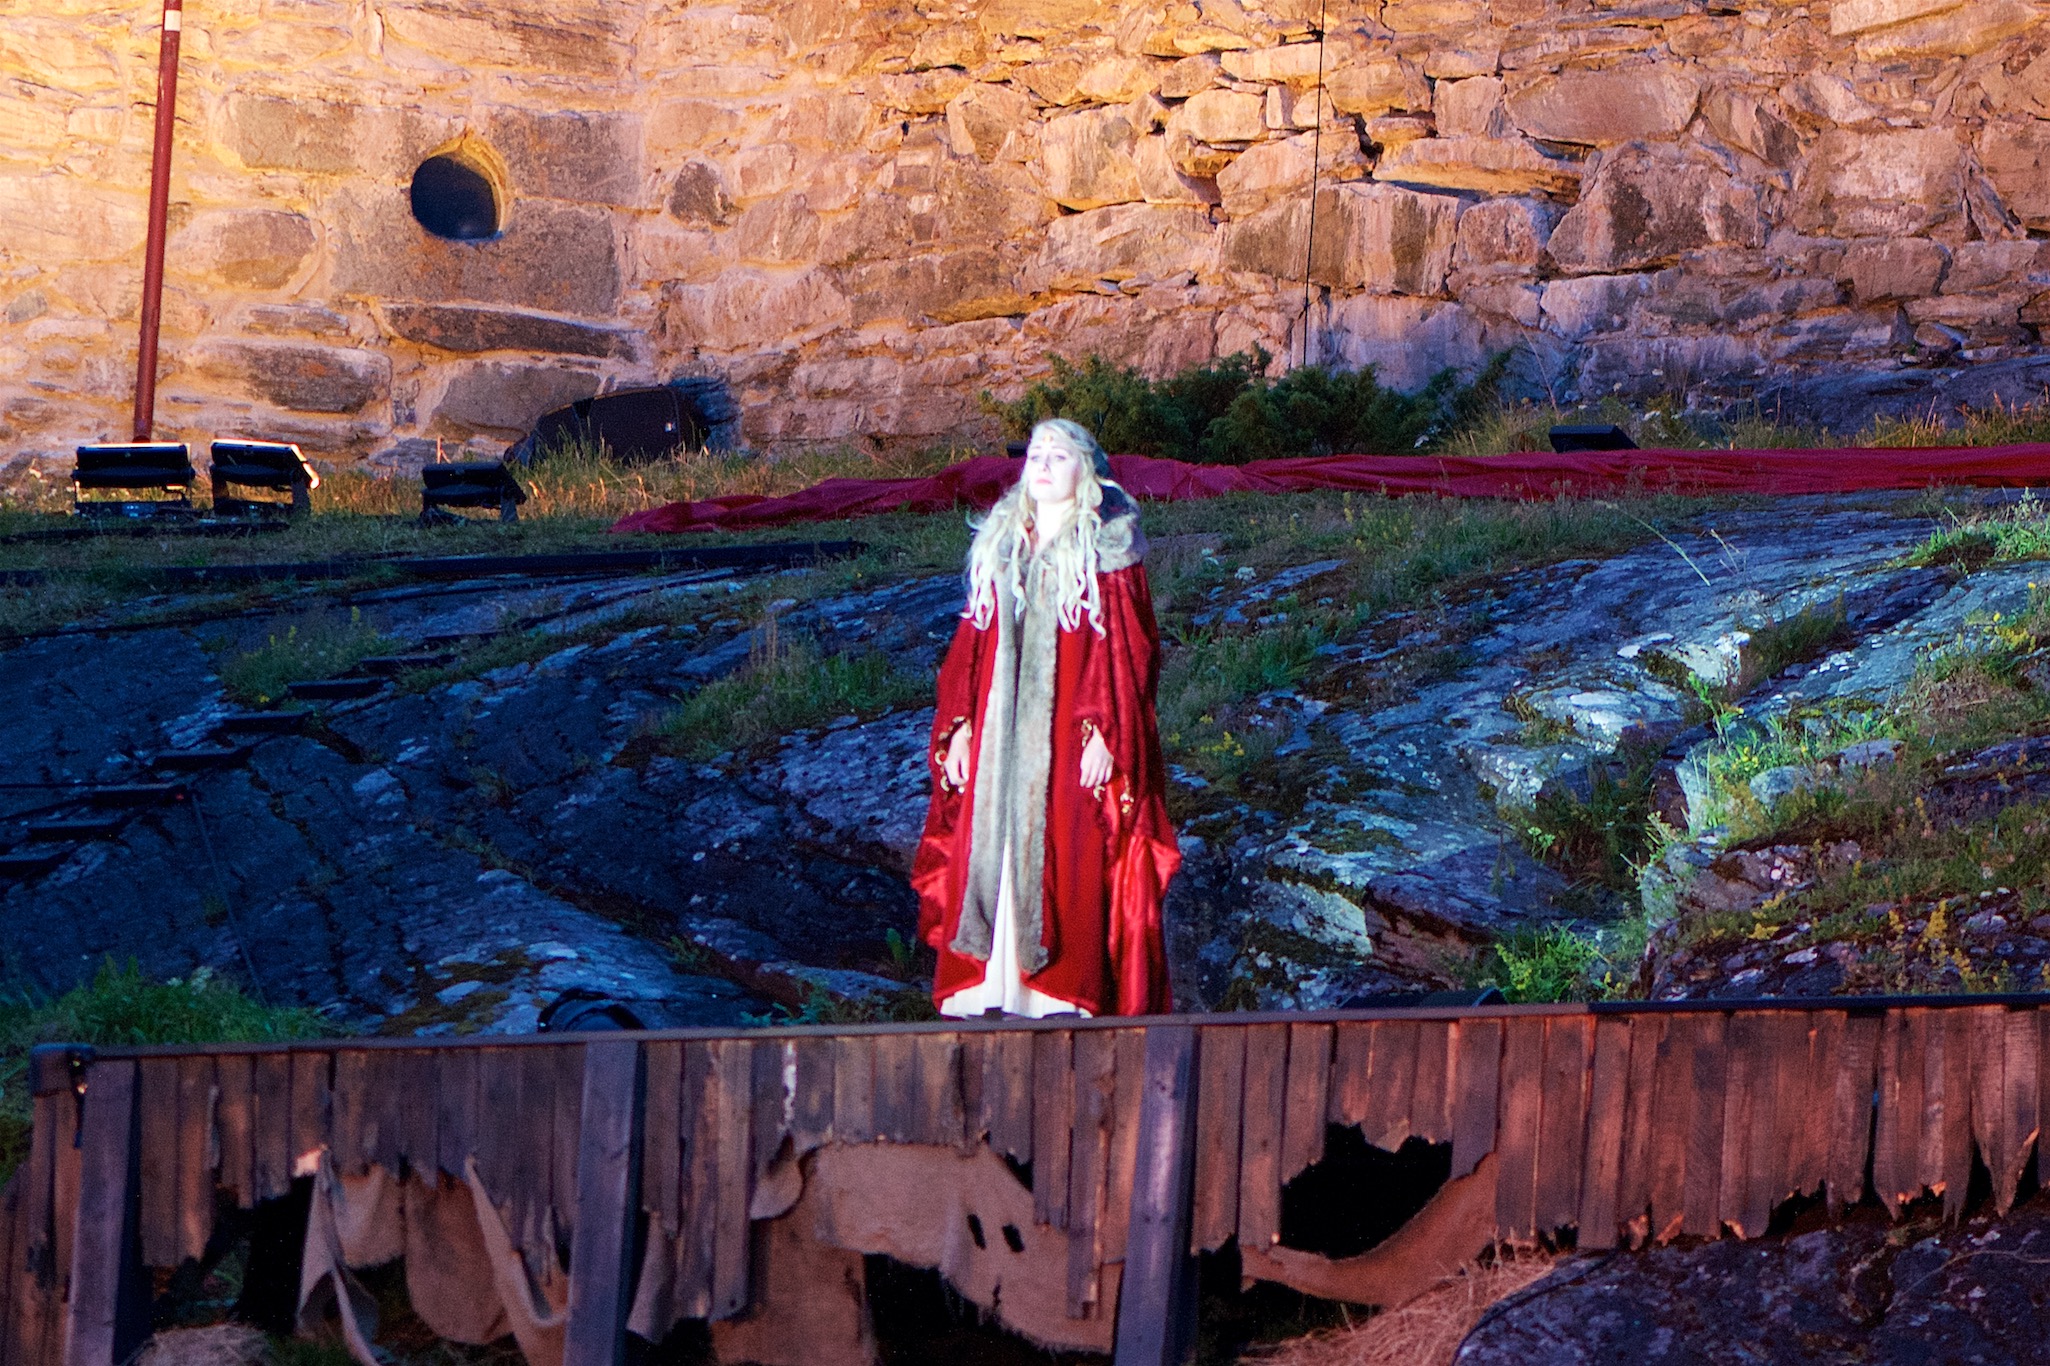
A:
938,839,1092,1020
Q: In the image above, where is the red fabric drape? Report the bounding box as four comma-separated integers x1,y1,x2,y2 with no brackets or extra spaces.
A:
910,564,1178,1018
610,444,2050,534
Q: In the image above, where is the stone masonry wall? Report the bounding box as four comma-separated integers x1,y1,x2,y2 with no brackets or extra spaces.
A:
4,0,2050,469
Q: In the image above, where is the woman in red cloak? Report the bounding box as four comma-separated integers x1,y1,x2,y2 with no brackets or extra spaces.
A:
911,418,1180,1017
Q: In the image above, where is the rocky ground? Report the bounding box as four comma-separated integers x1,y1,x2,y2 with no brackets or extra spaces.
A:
6,489,2047,1035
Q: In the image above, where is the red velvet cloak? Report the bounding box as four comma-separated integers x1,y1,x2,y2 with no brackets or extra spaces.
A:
911,561,1180,1017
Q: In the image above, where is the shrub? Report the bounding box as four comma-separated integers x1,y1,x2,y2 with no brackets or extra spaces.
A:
981,349,1508,463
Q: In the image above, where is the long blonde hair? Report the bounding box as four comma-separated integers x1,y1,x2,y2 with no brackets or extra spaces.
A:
964,419,1121,636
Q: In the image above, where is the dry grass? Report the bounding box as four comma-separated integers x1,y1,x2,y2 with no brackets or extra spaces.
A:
1244,1254,1558,1366
135,1325,269,1365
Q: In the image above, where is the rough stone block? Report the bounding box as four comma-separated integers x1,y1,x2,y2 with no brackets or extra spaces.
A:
1549,144,1766,275
1454,197,1555,274
840,249,1030,325
1220,43,1325,86
1828,0,1961,36
1436,77,1508,139
187,340,389,415
1854,0,2035,59
1134,135,1220,205
168,210,318,292
1380,0,1486,32
945,82,1035,162
666,162,733,226
1320,182,1462,296
1374,136,1582,196
431,359,602,435
1214,128,1366,218
1326,58,1419,117
1539,274,1652,340
1158,53,1222,99
1505,66,1701,146
661,269,849,352
977,0,1103,39
1169,89,1266,143
1837,238,1949,305
881,69,974,115
378,0,631,76
1040,104,1146,210
1795,128,1964,237
329,190,622,318
1781,72,1883,127
383,304,638,358
1322,295,1486,389
482,108,641,208
1032,202,1215,290
1942,240,2043,294
1076,56,1158,103
1702,89,1800,164
225,93,455,179
727,194,826,265
0,175,145,261
1979,122,2050,232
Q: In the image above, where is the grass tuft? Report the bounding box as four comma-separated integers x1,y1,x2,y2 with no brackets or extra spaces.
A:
1,961,327,1185
215,607,402,705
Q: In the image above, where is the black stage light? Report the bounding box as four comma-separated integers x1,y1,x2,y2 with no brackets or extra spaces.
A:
209,440,320,518
420,461,528,524
72,442,196,517
1548,424,1638,453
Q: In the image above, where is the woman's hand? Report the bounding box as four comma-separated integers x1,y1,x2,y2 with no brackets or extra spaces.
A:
943,723,973,791
1080,730,1114,790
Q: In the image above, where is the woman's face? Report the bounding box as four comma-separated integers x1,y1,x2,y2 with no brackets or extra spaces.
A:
1024,429,1082,509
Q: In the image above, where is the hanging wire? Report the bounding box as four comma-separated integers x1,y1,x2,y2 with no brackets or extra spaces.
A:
1298,0,1332,369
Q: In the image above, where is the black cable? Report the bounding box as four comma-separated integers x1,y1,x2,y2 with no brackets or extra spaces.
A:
1298,0,1330,369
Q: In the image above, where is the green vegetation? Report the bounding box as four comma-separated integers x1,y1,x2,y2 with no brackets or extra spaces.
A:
1477,926,1613,1004
982,349,1508,462
653,613,931,762
1,962,327,1185
215,606,402,705
1907,491,2050,569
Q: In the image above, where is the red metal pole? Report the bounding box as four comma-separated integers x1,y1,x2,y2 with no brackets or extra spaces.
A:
132,0,183,441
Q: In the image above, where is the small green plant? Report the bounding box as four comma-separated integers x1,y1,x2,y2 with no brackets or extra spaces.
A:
655,612,929,762
745,983,938,1027
1,961,328,1184
1479,926,1610,1003
217,607,401,705
1907,492,2050,569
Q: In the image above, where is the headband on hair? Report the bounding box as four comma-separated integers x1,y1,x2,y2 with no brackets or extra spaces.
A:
1030,417,1113,481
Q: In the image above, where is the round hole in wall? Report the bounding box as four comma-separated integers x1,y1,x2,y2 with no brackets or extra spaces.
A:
410,151,502,241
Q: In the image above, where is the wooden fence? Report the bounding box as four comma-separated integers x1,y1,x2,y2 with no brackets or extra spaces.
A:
5,996,2048,1366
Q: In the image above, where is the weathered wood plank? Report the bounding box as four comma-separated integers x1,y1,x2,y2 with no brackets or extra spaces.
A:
791,1037,836,1154
2040,1009,2050,1193
1533,1016,1591,1238
1410,1022,1453,1147
0,1141,20,1366
1999,1008,2039,1213
1190,1026,1245,1254
1034,1031,1075,1231
11,1089,61,1366
1646,1014,1692,1244
562,1040,644,1366
1327,1022,1373,1129
1361,1020,1418,1153
435,1047,479,1184
250,1053,292,1203
1576,1015,1633,1250
832,1035,876,1145
751,1037,788,1185
1066,1030,1116,1319
986,1030,1033,1165
1280,1023,1332,1184
641,1041,683,1235
474,1047,521,1199
1873,1010,1923,1215
289,1051,329,1184
1236,1023,1289,1255
553,1043,585,1247
1767,1012,1812,1215
49,1082,83,1363
174,1055,216,1264
1790,1012,1839,1203
137,1059,180,1269
1613,1014,1662,1247
1938,1008,1975,1222
1492,1016,1545,1244
677,1043,717,1321
395,1050,438,1180
61,1059,144,1366
331,1050,371,1177
517,1045,560,1251
1827,1012,1880,1214
1447,1018,1502,1183
958,1034,988,1154
709,1039,754,1320
1102,1029,1147,1265
1968,1007,2005,1215
872,1033,918,1146
214,1055,253,1211
912,1034,962,1150
1112,1024,1200,1366
1717,1012,1761,1240
1679,1012,1728,1242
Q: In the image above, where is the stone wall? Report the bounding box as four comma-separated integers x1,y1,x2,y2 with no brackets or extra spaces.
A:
4,0,2050,469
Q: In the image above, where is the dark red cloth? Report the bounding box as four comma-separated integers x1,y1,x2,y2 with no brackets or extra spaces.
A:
609,444,2050,533
910,564,1179,1018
